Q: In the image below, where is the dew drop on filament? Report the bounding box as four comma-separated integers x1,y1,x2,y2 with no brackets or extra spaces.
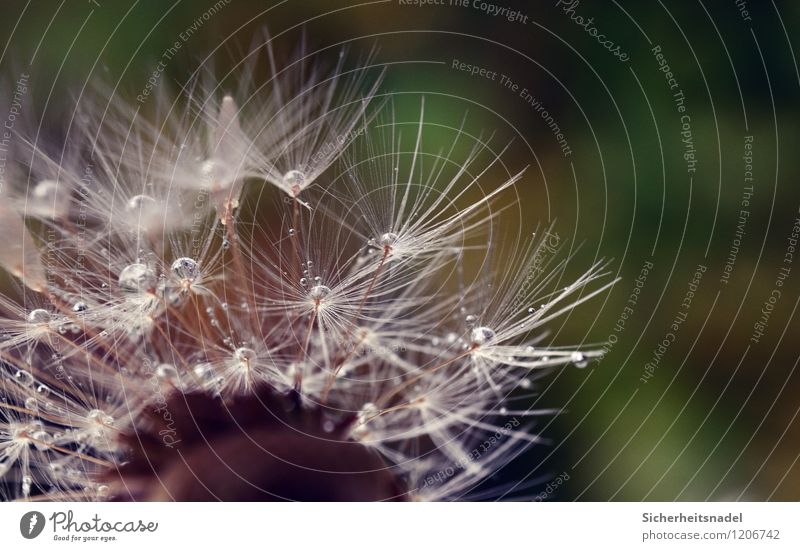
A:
309,285,331,302
27,309,51,324
87,409,115,427
571,352,588,368
379,232,399,248
234,347,257,366
283,170,307,195
126,194,156,213
14,370,34,387
171,257,199,282
31,430,53,450
470,326,496,347
118,263,156,295
156,364,179,382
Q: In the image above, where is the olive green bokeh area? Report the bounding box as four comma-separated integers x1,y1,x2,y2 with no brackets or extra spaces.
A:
2,0,800,500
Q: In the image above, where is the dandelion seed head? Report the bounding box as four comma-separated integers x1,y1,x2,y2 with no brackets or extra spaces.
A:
0,40,616,503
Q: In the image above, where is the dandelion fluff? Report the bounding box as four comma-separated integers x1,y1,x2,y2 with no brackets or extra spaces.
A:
0,43,614,502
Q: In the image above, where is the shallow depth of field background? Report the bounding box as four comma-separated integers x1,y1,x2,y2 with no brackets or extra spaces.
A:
2,0,800,500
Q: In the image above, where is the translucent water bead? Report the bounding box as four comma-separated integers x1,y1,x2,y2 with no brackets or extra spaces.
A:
87,409,115,428
126,194,156,212
81,409,116,451
193,364,224,389
309,285,331,302
14,370,34,387
118,263,156,295
234,347,257,366
155,363,179,383
470,326,496,347
171,257,200,282
30,429,54,451
571,352,589,368
379,232,399,249
32,179,70,217
27,309,51,324
352,402,380,439
283,170,306,195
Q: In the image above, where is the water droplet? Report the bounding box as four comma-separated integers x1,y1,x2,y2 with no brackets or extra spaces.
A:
155,363,178,382
24,397,37,409
234,347,257,366
21,474,32,496
309,285,331,302
379,232,399,248
14,370,34,387
288,228,296,236
32,179,70,217
200,158,217,179
31,430,53,450
465,314,478,328
171,257,199,282
322,420,335,433
358,402,379,422
300,277,308,287
87,409,115,427
519,378,531,389
571,352,588,368
527,307,535,314
126,194,156,212
72,302,88,313
470,326,496,347
499,407,508,415
36,384,50,398
118,263,156,295
193,364,221,387
283,170,307,195
27,309,51,324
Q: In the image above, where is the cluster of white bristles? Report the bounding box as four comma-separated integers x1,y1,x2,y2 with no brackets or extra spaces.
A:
0,42,614,501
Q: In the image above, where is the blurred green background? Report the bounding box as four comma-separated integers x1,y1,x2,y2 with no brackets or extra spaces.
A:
2,0,800,500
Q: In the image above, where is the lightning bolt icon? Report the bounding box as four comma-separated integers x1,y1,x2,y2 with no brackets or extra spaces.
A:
28,513,39,535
